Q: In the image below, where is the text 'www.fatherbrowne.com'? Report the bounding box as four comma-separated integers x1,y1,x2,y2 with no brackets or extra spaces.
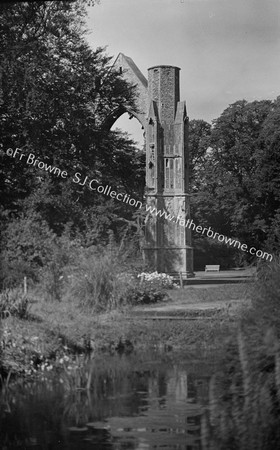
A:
4,147,273,262
145,203,273,261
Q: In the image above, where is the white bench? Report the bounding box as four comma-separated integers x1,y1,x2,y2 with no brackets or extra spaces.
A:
205,265,220,272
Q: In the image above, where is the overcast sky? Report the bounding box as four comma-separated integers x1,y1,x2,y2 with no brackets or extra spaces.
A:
86,0,280,143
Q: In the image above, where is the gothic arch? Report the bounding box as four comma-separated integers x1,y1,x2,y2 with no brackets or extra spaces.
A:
102,105,146,132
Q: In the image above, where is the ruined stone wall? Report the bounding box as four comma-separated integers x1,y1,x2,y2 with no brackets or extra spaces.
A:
113,53,148,127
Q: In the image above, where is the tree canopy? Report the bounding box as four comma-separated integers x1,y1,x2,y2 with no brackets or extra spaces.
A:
189,98,280,266
0,1,145,238
0,1,146,285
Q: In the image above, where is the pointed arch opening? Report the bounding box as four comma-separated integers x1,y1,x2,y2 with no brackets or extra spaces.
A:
112,112,145,150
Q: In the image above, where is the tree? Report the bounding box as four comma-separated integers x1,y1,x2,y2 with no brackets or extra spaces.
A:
190,99,279,266
255,96,280,252
0,1,144,240
188,119,211,187
0,1,146,285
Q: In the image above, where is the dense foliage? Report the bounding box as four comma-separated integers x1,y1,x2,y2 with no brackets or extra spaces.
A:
0,1,145,287
189,99,280,267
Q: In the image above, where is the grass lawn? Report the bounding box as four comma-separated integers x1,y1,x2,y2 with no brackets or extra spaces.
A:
169,282,251,304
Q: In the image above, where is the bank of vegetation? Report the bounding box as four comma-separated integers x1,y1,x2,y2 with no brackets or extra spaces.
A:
203,257,280,450
0,242,237,379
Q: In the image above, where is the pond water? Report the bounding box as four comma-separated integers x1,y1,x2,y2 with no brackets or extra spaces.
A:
0,350,216,450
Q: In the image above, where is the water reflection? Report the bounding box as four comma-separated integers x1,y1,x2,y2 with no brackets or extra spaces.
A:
0,351,216,449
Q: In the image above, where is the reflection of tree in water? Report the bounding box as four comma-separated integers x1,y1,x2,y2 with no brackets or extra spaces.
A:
0,354,215,449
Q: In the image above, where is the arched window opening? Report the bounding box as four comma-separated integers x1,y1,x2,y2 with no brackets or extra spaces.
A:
111,112,145,151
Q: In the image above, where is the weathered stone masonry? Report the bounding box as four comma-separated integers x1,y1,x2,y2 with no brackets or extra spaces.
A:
112,53,194,277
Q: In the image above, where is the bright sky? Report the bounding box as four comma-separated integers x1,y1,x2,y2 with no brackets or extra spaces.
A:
86,0,280,143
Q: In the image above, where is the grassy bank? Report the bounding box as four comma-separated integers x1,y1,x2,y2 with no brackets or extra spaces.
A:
0,283,247,379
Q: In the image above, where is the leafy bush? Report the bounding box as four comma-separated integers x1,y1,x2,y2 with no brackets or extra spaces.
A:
124,272,173,305
0,212,57,288
0,289,30,319
125,282,169,305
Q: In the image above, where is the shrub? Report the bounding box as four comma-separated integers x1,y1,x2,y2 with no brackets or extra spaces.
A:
0,212,56,288
64,249,135,312
123,271,174,305
63,253,173,310
125,282,169,305
0,289,30,319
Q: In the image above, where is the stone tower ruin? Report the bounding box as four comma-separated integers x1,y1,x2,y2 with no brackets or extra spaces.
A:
112,53,194,277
